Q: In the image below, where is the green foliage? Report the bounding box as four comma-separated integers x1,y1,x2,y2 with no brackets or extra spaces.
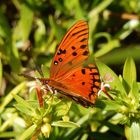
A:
0,0,140,139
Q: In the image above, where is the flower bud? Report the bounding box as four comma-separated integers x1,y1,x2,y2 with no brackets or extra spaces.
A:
41,123,51,138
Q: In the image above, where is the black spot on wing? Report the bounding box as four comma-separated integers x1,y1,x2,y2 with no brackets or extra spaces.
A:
54,60,58,65
80,45,86,49
72,28,87,36
82,82,85,85
78,32,88,38
80,38,87,42
83,50,88,56
81,69,86,74
62,49,66,54
72,52,77,56
71,46,76,50
58,58,63,62
57,49,66,55
72,74,75,77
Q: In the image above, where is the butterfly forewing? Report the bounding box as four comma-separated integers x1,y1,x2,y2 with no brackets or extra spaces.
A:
50,20,89,79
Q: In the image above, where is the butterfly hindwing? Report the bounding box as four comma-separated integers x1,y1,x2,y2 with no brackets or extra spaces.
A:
50,20,89,79
48,65,101,107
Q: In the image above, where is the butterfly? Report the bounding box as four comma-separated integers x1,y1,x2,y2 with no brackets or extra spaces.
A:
38,20,102,107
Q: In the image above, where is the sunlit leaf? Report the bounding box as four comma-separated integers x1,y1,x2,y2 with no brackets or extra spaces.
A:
13,94,35,115
13,3,33,41
0,82,27,113
0,59,2,87
129,81,139,103
52,121,80,128
19,124,37,140
123,57,136,92
54,100,72,117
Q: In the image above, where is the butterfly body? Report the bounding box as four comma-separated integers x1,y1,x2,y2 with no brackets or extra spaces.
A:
39,20,101,107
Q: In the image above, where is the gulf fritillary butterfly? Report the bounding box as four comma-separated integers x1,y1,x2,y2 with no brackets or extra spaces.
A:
38,20,103,107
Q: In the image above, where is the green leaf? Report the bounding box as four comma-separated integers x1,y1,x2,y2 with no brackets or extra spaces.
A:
64,0,85,19
98,46,140,65
88,0,113,18
54,100,72,117
52,121,80,128
96,61,126,97
104,122,124,136
88,16,99,50
95,39,120,57
19,124,37,140
34,19,47,51
138,82,140,89
64,114,90,138
13,3,34,41
49,16,65,42
0,10,21,73
0,132,19,138
13,94,35,115
0,59,2,87
15,103,34,116
129,81,139,104
0,11,11,37
96,100,122,111
0,82,27,113
0,114,18,132
123,57,136,92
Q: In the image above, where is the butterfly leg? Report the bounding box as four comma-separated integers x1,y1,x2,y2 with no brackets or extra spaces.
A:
46,84,54,94
54,89,58,94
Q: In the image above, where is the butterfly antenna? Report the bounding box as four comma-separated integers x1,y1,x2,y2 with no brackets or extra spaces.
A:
19,73,36,80
32,59,44,77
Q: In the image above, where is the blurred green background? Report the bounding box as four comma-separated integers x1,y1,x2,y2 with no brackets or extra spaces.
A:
0,0,140,140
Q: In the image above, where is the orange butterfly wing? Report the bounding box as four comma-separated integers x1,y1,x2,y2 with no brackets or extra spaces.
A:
43,20,101,107
50,20,89,79
48,65,101,107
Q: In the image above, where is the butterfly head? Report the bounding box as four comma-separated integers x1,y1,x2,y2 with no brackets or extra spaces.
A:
38,78,55,93
38,78,51,89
